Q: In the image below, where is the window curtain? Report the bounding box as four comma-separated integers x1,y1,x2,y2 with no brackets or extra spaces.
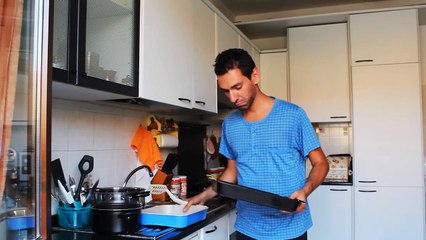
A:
0,0,24,201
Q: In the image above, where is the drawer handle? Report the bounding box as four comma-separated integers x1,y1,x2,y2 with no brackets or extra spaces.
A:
330,189,348,192
358,180,376,183
178,97,191,103
355,59,374,63
358,190,377,193
195,100,206,105
205,226,218,234
330,116,347,119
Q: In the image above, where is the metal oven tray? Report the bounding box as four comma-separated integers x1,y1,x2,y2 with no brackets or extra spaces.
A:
216,180,301,212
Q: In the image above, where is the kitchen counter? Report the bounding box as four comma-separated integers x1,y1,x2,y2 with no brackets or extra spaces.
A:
51,197,235,240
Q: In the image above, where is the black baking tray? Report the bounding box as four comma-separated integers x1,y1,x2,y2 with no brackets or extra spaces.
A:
216,180,301,212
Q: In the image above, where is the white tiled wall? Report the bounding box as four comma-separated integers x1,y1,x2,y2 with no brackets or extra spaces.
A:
316,123,352,156
51,99,153,188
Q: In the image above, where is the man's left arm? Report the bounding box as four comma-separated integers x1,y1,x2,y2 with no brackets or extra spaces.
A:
288,147,329,213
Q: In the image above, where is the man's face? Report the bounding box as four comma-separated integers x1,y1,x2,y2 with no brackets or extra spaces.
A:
217,68,258,110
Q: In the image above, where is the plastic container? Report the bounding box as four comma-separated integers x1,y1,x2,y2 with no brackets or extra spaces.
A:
57,205,91,229
6,207,35,230
140,204,208,228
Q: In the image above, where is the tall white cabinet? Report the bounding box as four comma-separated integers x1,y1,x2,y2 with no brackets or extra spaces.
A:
288,23,351,122
350,9,425,240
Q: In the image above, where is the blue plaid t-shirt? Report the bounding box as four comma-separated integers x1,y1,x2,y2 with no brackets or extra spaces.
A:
219,98,320,240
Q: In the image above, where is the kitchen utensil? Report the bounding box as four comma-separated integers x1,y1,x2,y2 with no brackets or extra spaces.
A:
68,175,76,197
140,204,208,228
162,153,179,174
216,180,302,212
150,184,188,205
92,187,149,206
51,158,68,190
58,180,75,207
91,202,142,234
75,155,94,201
82,178,99,206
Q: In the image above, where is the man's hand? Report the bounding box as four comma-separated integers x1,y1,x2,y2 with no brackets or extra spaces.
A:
280,189,307,214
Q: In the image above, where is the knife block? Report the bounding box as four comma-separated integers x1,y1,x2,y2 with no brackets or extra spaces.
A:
151,170,173,201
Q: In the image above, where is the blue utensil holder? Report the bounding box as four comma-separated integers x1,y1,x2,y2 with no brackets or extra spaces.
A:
58,204,91,229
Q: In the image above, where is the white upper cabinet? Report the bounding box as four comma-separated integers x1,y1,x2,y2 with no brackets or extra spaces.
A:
352,63,423,187
349,9,419,66
216,16,239,53
193,0,217,113
288,23,350,122
139,0,193,109
260,51,288,100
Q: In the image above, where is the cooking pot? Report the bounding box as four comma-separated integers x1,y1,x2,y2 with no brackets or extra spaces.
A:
91,202,142,234
92,187,149,206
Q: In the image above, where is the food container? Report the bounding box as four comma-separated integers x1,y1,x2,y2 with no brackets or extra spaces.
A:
57,205,91,229
140,204,208,228
7,208,35,230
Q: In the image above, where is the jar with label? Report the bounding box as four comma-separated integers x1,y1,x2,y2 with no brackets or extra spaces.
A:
179,176,187,199
170,177,181,198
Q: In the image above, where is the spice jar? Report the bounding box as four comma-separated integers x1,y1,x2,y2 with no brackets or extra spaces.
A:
170,177,181,198
179,176,187,199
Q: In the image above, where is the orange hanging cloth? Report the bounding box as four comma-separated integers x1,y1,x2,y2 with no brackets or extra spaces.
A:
130,126,163,170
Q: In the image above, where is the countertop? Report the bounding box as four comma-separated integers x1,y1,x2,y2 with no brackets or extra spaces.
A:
51,197,235,240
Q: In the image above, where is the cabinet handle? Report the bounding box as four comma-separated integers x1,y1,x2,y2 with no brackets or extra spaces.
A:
358,180,377,183
195,100,206,105
330,116,347,119
355,59,374,63
358,190,377,193
205,226,218,234
330,189,348,192
178,98,191,103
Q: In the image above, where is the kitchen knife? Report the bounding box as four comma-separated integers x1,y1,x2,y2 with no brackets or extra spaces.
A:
51,158,68,191
58,180,74,206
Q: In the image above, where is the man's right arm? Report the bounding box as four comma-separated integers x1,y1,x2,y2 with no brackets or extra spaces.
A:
183,159,237,212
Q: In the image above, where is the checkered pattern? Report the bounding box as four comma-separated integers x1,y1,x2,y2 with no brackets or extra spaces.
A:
220,98,320,240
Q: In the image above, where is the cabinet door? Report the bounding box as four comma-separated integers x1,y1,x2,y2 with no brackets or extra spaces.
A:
308,186,352,240
349,9,418,66
140,0,193,109
352,63,423,187
181,230,201,240
201,215,229,240
354,187,424,240
289,23,350,122
193,0,217,113
216,16,239,53
260,52,288,100
52,0,139,99
229,209,237,235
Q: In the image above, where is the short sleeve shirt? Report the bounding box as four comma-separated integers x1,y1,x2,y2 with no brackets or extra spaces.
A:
219,98,320,240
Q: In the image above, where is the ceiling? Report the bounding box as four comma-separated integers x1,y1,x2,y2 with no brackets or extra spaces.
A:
206,0,426,50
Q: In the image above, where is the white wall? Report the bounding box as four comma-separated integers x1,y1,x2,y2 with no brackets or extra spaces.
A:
420,25,426,174
51,99,154,189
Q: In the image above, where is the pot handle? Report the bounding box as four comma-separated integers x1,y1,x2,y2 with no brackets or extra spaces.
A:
118,212,137,221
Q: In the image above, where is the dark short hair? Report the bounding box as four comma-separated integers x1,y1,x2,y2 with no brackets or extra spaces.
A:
214,48,256,79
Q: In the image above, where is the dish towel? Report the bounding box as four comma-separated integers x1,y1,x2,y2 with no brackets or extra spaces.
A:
130,126,163,170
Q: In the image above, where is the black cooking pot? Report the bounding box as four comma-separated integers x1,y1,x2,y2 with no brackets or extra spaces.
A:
92,187,149,206
91,202,142,234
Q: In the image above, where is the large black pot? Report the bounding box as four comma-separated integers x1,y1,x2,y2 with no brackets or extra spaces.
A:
91,202,142,234
92,187,149,206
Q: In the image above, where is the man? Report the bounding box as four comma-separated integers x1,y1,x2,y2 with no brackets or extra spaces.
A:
183,48,329,240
